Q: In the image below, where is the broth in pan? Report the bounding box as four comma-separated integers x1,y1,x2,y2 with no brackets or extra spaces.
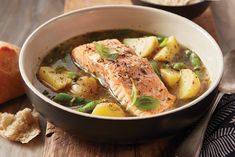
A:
34,29,210,117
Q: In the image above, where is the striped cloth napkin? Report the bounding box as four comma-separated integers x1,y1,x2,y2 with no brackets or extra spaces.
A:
200,94,235,157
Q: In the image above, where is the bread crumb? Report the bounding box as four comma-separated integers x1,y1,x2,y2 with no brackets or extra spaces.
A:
0,108,40,143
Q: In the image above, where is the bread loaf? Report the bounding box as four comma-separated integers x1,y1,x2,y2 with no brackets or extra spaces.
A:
0,41,25,103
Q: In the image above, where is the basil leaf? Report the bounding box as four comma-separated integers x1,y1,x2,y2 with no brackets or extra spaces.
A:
131,81,160,111
135,96,160,111
95,43,119,61
131,81,137,105
159,37,168,48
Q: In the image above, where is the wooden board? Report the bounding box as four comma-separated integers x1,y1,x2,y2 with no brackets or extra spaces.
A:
43,122,172,157
43,0,218,157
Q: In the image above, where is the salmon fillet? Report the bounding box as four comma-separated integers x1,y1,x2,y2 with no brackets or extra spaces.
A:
72,39,176,116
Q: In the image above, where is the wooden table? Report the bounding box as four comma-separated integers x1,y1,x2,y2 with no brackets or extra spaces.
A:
0,0,230,156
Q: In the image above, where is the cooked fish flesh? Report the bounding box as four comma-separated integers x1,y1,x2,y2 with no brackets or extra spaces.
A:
72,39,176,116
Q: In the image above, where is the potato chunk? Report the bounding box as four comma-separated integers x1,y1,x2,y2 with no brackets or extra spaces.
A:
38,66,72,91
123,36,158,57
160,68,180,87
178,69,201,99
71,76,98,98
92,103,125,117
154,36,180,62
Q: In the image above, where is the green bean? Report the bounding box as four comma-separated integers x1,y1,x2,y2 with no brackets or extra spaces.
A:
190,53,201,70
77,100,103,113
53,93,91,106
67,71,78,80
172,62,187,71
53,93,73,103
157,36,165,43
159,37,168,48
185,50,192,58
185,50,201,70
73,98,91,105
150,60,161,77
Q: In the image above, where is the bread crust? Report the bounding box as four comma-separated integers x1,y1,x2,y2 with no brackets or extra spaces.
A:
0,41,25,103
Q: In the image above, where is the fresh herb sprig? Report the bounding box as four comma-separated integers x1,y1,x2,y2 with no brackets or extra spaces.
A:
131,81,160,111
95,43,119,61
150,60,161,77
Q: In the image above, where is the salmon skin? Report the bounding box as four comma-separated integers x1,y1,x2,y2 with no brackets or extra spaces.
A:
72,39,176,116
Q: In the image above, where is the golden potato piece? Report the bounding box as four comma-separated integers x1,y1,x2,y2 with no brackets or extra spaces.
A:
160,68,180,87
123,36,158,57
92,103,125,117
0,108,40,143
154,36,180,62
71,76,98,98
38,66,72,91
178,69,201,99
